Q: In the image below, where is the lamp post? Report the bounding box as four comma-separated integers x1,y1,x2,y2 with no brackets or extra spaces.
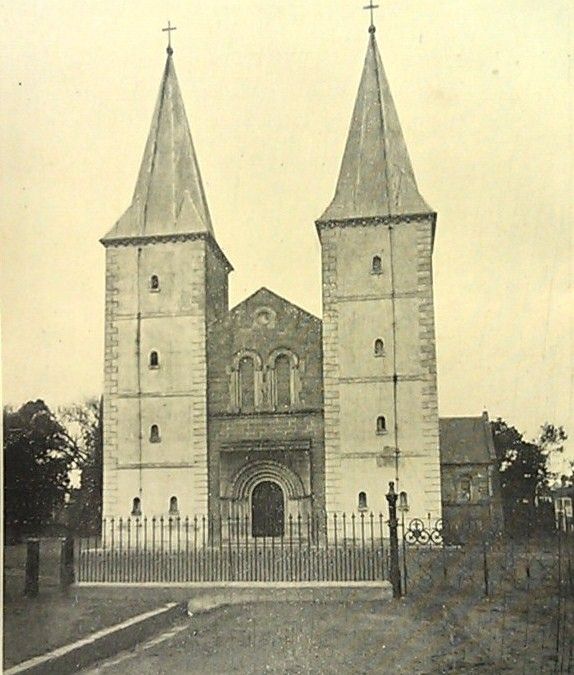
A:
386,481,401,598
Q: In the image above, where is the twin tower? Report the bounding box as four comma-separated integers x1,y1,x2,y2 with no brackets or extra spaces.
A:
101,27,442,526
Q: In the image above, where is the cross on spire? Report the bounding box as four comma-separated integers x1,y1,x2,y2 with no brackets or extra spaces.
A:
363,2,379,32
162,20,177,55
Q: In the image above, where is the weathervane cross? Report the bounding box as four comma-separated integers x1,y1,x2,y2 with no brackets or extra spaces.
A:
162,20,177,54
363,1,379,29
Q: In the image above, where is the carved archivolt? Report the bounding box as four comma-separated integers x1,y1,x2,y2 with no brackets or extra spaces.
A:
227,460,306,501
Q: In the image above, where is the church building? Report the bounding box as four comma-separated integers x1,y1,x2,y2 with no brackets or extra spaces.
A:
100,23,501,539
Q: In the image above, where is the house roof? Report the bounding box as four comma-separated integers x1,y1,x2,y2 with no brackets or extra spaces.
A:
317,28,432,223
102,50,214,242
439,413,497,465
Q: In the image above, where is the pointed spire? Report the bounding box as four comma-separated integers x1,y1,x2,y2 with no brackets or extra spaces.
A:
318,29,432,223
103,50,214,241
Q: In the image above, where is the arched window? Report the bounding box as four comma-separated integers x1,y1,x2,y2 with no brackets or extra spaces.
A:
239,356,255,411
131,497,142,516
169,496,179,515
149,351,159,368
376,416,387,434
374,339,385,357
275,354,291,409
150,274,160,291
372,256,382,275
150,424,161,443
358,491,368,511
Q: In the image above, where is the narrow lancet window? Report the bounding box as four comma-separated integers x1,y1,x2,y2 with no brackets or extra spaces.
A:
374,339,385,357
150,274,160,291
358,491,368,511
372,256,382,274
131,497,142,516
149,351,159,368
169,496,179,515
376,416,387,434
275,354,291,409
239,356,255,411
150,424,161,443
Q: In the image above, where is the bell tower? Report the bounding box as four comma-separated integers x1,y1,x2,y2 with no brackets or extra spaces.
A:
101,40,232,519
317,23,441,521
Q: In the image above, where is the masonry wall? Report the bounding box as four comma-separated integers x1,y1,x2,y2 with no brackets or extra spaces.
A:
319,216,442,520
207,289,325,521
102,237,227,518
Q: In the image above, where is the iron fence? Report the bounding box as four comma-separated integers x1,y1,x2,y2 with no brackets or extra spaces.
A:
77,512,389,583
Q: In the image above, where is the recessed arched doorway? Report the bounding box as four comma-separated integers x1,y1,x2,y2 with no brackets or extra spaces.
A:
251,480,284,537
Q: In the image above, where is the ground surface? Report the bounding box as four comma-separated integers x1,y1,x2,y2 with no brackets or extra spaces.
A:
82,587,573,674
85,601,484,674
4,538,573,673
2,541,171,668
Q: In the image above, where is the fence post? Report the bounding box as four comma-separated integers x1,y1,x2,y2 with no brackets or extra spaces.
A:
24,538,40,597
60,536,75,593
482,539,489,597
386,482,401,598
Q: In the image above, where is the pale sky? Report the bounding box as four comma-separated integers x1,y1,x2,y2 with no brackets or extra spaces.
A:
1,1,572,465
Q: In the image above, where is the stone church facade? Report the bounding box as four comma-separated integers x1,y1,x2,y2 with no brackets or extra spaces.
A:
100,29,501,538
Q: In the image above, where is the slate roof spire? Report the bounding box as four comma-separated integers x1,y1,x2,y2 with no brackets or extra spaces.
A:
103,44,214,241
318,27,432,223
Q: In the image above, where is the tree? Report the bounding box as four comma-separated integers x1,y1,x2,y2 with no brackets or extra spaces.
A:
491,418,568,534
57,398,103,534
3,400,80,540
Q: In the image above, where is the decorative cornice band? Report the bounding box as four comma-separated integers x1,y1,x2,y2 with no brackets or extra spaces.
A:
333,290,418,303
117,462,197,470
101,231,233,272
315,212,436,233
211,408,323,419
338,374,425,384
220,439,312,452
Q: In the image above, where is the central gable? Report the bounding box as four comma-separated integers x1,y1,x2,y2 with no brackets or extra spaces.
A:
207,287,323,415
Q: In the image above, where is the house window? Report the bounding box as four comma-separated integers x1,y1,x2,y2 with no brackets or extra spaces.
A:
150,274,160,291
149,351,159,368
372,256,382,275
169,496,179,516
376,416,387,434
239,356,255,411
358,491,368,511
557,497,573,518
275,354,291,408
459,477,472,502
150,424,161,443
374,339,385,357
131,497,142,516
